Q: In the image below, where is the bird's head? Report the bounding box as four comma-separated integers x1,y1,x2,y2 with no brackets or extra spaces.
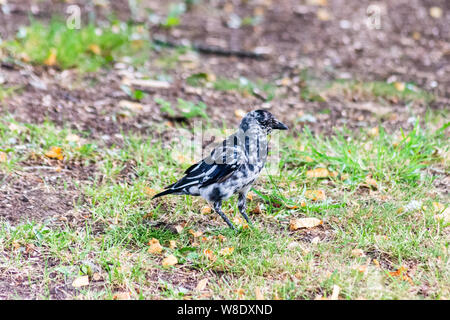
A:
240,109,288,134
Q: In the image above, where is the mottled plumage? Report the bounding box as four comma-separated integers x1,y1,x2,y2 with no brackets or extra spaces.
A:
153,110,288,230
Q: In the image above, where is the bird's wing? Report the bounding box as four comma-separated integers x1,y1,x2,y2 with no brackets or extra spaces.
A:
167,134,247,191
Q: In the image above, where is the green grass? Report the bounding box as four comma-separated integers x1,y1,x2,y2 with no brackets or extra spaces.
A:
1,117,447,299
4,19,151,71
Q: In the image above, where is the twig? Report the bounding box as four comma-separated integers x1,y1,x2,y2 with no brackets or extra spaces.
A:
152,36,269,60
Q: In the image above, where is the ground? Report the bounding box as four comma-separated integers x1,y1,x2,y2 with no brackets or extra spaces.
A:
0,0,448,299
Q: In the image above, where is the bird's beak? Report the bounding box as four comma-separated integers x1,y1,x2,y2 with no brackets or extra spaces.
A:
271,118,288,130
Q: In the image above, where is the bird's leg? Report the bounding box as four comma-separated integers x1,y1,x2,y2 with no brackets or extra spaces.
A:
238,192,253,226
213,201,236,230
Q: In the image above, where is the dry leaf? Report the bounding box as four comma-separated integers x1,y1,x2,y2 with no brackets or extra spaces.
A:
203,249,216,262
365,176,378,189
305,190,326,201
351,248,365,257
119,100,143,112
306,167,329,178
162,254,178,267
113,292,131,300
169,240,177,249
234,109,246,119
45,146,64,160
66,134,81,143
189,229,203,238
251,204,262,214
368,127,379,137
44,48,57,66
246,192,256,201
148,238,163,254
393,81,405,92
389,266,413,284
219,247,234,256
0,152,6,163
330,285,340,300
196,278,209,291
429,6,443,19
316,8,331,21
217,235,227,242
174,225,184,234
123,78,171,89
72,275,89,288
236,288,245,298
255,287,264,300
289,217,323,230
88,44,102,55
201,206,212,214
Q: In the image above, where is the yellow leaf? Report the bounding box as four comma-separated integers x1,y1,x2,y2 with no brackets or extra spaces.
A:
0,152,6,163
316,8,331,21
330,285,340,300
365,176,378,188
429,7,442,19
393,81,405,92
113,292,131,300
203,249,216,262
289,217,323,230
162,254,178,267
88,44,102,55
201,206,212,214
255,287,264,300
219,247,234,256
148,238,163,254
44,48,57,66
45,146,64,160
72,275,89,288
306,167,329,178
189,229,203,238
195,278,209,291
169,240,177,249
305,190,326,201
236,288,245,298
234,109,246,119
368,127,379,137
351,248,365,257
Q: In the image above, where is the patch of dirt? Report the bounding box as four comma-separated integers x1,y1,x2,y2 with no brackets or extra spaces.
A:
0,160,95,225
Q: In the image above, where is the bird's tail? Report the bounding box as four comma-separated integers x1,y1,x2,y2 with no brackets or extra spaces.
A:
152,188,177,199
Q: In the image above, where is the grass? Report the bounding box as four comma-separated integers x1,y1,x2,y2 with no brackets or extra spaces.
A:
1,116,448,299
4,19,151,71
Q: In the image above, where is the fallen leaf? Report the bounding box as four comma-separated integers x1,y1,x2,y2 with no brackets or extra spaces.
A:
255,287,264,300
113,292,131,300
162,254,178,267
306,167,329,178
236,288,245,298
189,229,203,238
44,48,57,66
389,266,413,284
201,206,212,214
429,6,443,19
169,240,177,249
124,78,171,89
330,285,340,300
66,134,81,143
234,109,246,119
143,187,156,197
217,235,227,242
316,8,331,21
289,217,323,230
203,249,216,262
393,81,405,92
174,225,184,234
88,44,102,55
148,238,163,254
119,100,143,112
196,278,209,291
0,152,6,163
45,146,64,160
368,127,379,137
72,275,89,288
246,192,256,201
251,204,262,214
305,190,326,201
351,248,366,257
219,247,234,256
365,176,378,189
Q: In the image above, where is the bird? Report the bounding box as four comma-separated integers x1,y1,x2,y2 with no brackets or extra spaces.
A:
153,109,288,230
